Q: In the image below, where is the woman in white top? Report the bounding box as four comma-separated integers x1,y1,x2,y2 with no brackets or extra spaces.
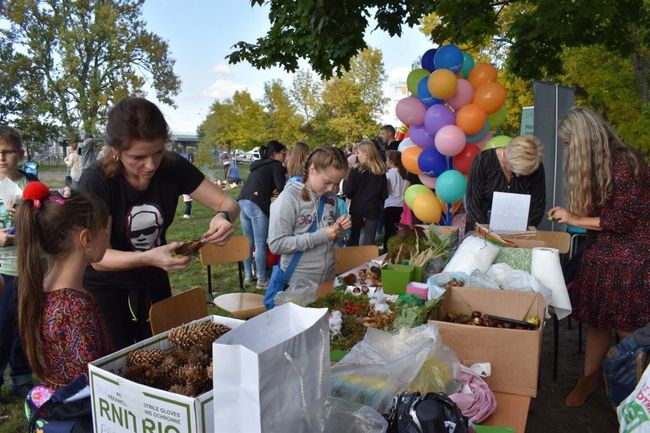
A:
384,150,407,251
64,142,82,188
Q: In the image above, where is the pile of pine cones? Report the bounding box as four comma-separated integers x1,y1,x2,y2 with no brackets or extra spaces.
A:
122,321,231,397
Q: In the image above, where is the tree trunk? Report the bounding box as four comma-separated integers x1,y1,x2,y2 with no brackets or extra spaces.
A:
632,51,649,105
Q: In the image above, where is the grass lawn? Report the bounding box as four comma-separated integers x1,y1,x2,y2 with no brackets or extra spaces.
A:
0,164,254,432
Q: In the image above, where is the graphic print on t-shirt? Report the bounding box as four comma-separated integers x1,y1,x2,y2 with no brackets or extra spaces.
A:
126,203,163,251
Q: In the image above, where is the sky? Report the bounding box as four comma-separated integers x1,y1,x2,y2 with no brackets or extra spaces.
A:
141,0,435,134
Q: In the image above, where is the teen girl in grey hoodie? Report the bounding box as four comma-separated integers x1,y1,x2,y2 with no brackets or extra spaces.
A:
268,147,351,287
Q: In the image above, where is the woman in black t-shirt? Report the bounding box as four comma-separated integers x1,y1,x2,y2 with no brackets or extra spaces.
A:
80,97,239,349
343,140,387,246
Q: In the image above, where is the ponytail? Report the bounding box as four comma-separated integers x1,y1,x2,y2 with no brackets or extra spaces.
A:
16,200,47,379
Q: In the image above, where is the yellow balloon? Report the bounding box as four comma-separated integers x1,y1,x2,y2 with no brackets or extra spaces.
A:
412,193,442,224
427,69,458,99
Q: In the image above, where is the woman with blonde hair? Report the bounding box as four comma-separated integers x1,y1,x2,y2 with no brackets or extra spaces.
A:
465,134,546,232
549,107,649,408
343,140,387,246
285,141,310,183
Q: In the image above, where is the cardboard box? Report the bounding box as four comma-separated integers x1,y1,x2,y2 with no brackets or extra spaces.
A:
89,315,243,433
429,287,545,398
503,230,570,254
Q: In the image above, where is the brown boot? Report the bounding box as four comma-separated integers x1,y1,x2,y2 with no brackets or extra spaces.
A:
565,372,600,407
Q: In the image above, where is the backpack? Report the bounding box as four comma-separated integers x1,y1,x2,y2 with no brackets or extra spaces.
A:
603,327,650,407
385,392,469,433
26,375,92,433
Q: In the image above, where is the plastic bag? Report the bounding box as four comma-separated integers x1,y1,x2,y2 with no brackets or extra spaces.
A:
426,272,467,301
448,366,497,423
487,263,553,311
331,324,460,414
274,276,318,306
617,364,650,433
465,269,500,289
314,397,388,433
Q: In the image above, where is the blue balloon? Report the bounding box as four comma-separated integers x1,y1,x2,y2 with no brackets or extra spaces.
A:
466,121,489,143
436,169,467,203
421,48,437,72
418,147,447,177
417,77,442,107
434,44,464,73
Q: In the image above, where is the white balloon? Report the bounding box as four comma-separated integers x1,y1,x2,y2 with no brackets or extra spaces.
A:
398,137,415,153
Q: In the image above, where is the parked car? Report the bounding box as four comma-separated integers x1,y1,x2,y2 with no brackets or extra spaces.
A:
237,147,261,163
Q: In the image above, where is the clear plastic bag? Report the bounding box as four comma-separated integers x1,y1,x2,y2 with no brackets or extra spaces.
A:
487,263,553,310
314,397,388,433
274,276,318,306
331,324,460,414
465,269,500,289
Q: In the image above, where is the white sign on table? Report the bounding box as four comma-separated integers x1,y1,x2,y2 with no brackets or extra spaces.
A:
489,192,531,234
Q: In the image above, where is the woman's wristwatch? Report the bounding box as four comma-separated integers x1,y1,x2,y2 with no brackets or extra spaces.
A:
215,210,232,223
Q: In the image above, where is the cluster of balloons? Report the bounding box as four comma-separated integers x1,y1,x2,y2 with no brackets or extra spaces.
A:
395,44,510,224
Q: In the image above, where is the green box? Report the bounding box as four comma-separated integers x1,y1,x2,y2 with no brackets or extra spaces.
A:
381,264,414,294
411,265,424,283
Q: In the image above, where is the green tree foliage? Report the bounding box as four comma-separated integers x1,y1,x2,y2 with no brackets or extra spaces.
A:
202,48,388,150
319,48,388,145
263,80,306,145
199,90,266,154
558,46,650,155
290,69,322,123
1,0,180,138
229,0,648,103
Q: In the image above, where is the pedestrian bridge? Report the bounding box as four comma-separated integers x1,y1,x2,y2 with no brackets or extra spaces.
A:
170,132,199,148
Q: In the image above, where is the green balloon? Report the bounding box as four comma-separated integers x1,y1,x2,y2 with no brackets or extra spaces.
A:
483,135,512,151
404,184,434,208
407,69,430,95
461,52,475,79
488,105,507,130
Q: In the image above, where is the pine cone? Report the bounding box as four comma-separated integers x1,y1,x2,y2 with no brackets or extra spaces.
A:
206,360,213,380
186,347,210,367
127,349,165,368
159,354,180,377
168,322,231,351
168,384,195,397
123,365,155,386
174,239,206,256
181,364,206,386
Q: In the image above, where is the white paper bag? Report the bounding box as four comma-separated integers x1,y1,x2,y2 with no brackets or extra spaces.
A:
212,303,330,433
530,247,572,319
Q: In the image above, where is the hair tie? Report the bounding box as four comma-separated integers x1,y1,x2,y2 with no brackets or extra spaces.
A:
23,181,50,210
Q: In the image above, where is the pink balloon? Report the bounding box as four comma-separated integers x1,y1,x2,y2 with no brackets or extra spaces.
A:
434,125,467,156
418,173,437,188
396,96,426,126
446,79,474,110
474,132,493,150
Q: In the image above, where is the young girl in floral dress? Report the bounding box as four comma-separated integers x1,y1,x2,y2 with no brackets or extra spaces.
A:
16,181,114,422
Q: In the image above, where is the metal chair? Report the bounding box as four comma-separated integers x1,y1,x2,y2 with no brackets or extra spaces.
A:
149,287,208,335
335,245,380,275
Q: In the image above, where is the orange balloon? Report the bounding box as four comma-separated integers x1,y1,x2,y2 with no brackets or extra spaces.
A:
456,104,487,135
427,69,458,99
473,82,507,114
401,146,423,175
468,63,497,90
412,193,442,224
